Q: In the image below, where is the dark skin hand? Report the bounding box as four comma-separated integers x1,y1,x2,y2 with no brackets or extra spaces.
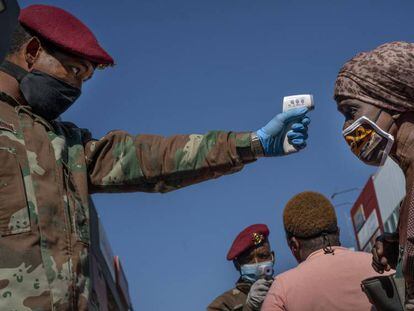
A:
371,233,399,273
0,36,94,103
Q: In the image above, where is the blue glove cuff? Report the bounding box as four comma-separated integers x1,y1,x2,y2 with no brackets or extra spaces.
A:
256,128,283,156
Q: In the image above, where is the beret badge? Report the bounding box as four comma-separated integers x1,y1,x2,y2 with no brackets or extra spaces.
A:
226,224,269,261
252,232,264,246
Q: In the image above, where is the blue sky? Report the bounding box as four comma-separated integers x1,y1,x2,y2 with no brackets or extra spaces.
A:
22,1,414,310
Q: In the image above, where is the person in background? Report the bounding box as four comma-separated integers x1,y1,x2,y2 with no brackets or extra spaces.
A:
333,41,414,309
262,191,385,311
207,224,274,311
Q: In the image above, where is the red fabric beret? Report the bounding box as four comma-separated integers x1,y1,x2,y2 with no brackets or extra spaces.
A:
226,224,270,261
19,4,114,67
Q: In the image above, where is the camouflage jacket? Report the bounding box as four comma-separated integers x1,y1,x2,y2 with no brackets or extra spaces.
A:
0,93,256,310
207,279,255,311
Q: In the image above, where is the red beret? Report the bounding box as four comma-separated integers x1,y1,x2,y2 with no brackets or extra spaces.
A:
226,224,270,261
19,4,114,67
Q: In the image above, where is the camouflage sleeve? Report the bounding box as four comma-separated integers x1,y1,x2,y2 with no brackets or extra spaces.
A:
84,130,256,193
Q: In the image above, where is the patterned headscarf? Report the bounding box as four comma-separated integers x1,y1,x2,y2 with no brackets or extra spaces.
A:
334,41,414,112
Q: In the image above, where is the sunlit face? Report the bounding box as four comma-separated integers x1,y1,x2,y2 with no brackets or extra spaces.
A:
337,98,384,131
237,241,274,266
337,97,398,164
28,39,95,89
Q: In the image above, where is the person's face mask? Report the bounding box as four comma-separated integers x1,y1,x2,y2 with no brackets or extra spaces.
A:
342,116,394,166
0,60,81,121
240,260,274,283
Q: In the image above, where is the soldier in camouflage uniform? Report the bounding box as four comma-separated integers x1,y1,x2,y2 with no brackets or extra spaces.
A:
0,4,310,310
208,224,274,311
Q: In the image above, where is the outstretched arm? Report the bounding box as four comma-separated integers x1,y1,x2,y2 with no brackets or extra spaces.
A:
85,130,255,193
85,107,310,193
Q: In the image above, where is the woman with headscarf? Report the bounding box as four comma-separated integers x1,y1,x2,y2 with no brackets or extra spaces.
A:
334,41,414,309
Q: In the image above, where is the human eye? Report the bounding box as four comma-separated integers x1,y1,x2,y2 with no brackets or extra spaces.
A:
343,106,359,120
69,65,81,76
258,252,271,259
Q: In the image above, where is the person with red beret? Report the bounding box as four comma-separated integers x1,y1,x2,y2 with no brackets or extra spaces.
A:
0,4,310,310
207,224,275,311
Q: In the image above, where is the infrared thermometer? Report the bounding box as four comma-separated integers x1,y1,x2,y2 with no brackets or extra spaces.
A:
282,94,314,154
258,265,274,280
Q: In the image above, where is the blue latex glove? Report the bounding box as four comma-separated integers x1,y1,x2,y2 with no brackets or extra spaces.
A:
256,107,310,156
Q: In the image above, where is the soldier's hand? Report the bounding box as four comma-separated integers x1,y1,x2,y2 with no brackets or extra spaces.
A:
256,107,310,156
245,278,273,310
371,232,399,273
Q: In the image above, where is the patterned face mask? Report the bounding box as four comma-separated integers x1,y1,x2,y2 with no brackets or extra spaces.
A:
342,116,394,166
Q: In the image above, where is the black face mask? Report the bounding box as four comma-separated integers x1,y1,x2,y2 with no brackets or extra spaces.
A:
0,60,81,120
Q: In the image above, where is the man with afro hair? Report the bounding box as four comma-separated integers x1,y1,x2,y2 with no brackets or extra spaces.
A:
262,191,387,311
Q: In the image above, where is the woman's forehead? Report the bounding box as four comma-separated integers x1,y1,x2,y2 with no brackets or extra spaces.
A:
338,98,379,111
